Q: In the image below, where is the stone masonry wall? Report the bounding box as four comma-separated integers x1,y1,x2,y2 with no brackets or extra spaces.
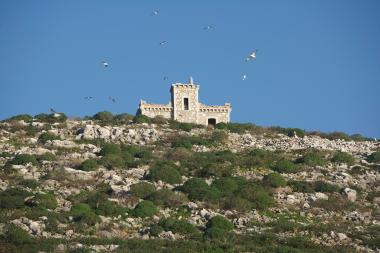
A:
172,85,199,123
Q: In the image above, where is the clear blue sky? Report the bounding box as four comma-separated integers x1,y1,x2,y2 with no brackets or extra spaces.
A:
1,1,379,138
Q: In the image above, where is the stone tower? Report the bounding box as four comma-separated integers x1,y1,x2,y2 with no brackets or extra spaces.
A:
170,77,200,123
138,77,231,126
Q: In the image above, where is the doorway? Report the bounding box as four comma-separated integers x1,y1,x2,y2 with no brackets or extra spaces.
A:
208,118,216,127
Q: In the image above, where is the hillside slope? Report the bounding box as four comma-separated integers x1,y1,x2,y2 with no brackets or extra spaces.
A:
0,114,379,253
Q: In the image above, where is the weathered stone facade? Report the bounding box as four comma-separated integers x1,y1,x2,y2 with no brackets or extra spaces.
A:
137,78,231,126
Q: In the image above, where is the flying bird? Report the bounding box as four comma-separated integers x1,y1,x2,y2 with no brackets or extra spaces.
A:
108,96,116,103
102,61,109,68
151,9,159,16
242,75,247,81
245,49,258,62
203,25,213,30
163,76,168,80
50,108,56,113
84,96,93,100
159,41,167,46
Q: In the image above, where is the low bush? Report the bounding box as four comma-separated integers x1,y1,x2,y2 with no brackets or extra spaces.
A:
7,154,38,166
148,189,188,207
331,152,355,166
99,154,125,169
286,128,305,138
5,114,33,122
314,181,340,193
25,192,58,209
238,184,274,210
288,180,314,193
206,216,233,231
37,152,57,162
296,150,326,166
367,151,380,163
212,177,239,197
159,218,201,238
0,188,31,208
78,159,98,171
181,178,221,202
19,179,40,189
93,111,114,122
95,200,129,217
99,143,122,156
4,224,34,245
38,132,61,144
35,113,67,123
263,173,287,188
70,203,100,225
271,160,298,173
133,114,152,124
148,161,182,184
133,200,157,218
150,224,164,237
129,182,156,199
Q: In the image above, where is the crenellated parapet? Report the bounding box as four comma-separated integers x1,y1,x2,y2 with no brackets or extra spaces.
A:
199,103,231,113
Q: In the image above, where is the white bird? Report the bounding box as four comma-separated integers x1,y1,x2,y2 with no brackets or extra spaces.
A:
152,9,159,16
242,75,247,81
203,25,213,30
102,61,109,68
245,49,258,62
159,41,167,46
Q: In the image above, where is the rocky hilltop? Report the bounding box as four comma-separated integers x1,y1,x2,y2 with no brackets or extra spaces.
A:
0,113,379,253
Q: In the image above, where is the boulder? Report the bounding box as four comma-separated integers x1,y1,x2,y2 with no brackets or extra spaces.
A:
342,188,357,202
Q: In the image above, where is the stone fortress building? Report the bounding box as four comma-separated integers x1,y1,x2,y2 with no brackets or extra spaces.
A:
137,77,231,126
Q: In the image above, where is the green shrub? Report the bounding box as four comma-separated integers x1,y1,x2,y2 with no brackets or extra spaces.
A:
25,192,58,209
6,114,33,122
222,197,253,212
93,111,114,122
271,160,298,173
288,180,314,193
4,224,34,244
130,182,156,199
8,154,38,166
35,113,67,123
286,128,305,138
133,114,152,124
172,137,193,150
99,143,122,156
331,152,355,165
19,179,40,189
159,218,201,238
38,132,61,144
212,177,239,196
37,152,57,162
95,200,129,217
148,189,188,207
367,151,380,163
100,154,125,169
148,161,182,184
297,151,326,166
133,200,157,218
206,216,233,231
70,203,100,225
79,159,98,171
263,173,287,188
204,227,228,240
150,224,164,236
181,178,222,202
0,188,31,208
211,131,229,144
151,115,168,125
314,181,340,193
239,184,274,210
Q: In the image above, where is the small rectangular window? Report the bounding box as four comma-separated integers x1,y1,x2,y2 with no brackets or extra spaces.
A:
184,98,189,110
